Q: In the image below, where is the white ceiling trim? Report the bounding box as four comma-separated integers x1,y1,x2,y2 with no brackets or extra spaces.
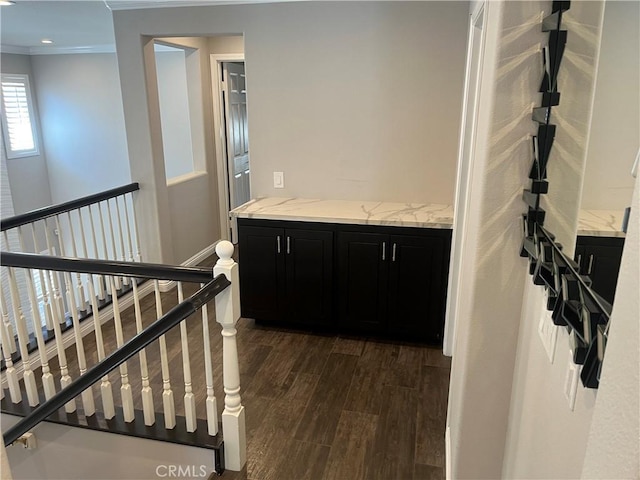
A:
28,44,117,55
1,45,118,56
1,45,30,55
105,0,311,10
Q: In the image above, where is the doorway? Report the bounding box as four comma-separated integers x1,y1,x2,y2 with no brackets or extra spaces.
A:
443,4,486,356
211,55,249,241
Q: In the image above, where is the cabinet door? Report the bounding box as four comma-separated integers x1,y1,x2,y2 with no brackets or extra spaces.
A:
583,243,624,305
238,225,285,321
338,232,389,332
285,229,334,325
388,235,446,342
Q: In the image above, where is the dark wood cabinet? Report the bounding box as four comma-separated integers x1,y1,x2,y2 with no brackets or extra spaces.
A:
388,234,448,341
575,236,625,305
338,231,449,342
237,218,451,343
338,231,389,333
238,220,333,325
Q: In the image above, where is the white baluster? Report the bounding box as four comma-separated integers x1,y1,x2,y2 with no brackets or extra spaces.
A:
87,206,106,300
17,228,56,401
105,201,122,291
86,277,115,419
55,215,78,323
155,280,176,429
132,280,154,425
214,241,246,471
114,196,130,287
65,212,87,311
30,223,54,331
0,286,21,403
201,298,218,436
43,222,75,412
97,202,114,295
76,208,99,303
127,192,142,262
1,233,17,353
109,276,134,422
6,267,39,406
43,219,66,327
178,282,197,432
64,270,95,416
121,195,136,263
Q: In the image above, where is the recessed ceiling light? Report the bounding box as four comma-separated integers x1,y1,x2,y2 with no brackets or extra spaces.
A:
0,1,17,6
41,39,54,44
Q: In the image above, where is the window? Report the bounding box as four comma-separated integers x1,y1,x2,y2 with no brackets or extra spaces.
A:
1,74,39,159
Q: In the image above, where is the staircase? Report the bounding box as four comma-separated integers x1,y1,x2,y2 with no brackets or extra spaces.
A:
0,185,246,478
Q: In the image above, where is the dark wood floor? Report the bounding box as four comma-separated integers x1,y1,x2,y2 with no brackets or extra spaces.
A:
19,262,451,480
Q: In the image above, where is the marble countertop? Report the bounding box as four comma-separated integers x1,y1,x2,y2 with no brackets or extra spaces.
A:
230,197,454,229
577,210,627,238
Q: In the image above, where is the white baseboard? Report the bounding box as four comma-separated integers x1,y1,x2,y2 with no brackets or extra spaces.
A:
445,426,452,480
158,241,220,292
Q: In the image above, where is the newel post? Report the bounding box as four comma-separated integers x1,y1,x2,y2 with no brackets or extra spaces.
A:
214,241,246,472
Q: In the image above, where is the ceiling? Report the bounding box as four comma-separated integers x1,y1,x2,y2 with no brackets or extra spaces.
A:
1,1,116,54
0,0,307,55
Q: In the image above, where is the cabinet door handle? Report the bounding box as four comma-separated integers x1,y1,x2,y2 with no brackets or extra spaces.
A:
587,254,594,275
277,236,281,254
576,254,582,268
392,243,397,262
382,242,386,261
287,236,291,254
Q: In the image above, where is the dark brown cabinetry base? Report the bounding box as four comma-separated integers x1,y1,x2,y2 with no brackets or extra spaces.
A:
574,236,625,305
237,218,451,344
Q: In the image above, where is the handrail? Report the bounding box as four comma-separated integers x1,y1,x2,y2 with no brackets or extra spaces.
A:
2,274,231,446
0,183,139,231
1,252,213,284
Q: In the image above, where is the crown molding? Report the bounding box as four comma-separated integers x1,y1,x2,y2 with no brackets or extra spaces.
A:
0,45,30,55
1,44,117,56
106,0,308,10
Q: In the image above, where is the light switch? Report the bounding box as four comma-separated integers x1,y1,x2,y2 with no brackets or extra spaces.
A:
538,292,558,363
564,350,580,411
273,171,284,189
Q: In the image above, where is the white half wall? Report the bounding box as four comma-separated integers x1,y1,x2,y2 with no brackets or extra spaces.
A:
113,1,469,262
2,414,216,480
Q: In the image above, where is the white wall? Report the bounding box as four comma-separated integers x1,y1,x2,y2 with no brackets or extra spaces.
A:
0,53,53,214
150,36,218,264
113,1,469,262
582,171,639,478
541,1,606,251
208,35,244,54
502,281,597,478
446,1,546,476
2,414,216,480
154,46,196,180
450,1,636,477
579,0,639,211
30,53,131,204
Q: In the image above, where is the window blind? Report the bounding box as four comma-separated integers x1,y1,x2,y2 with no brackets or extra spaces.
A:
1,74,39,159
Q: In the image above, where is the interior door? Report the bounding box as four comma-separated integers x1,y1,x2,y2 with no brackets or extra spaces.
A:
222,62,250,210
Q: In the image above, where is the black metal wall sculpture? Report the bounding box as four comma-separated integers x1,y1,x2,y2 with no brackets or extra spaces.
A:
520,0,607,389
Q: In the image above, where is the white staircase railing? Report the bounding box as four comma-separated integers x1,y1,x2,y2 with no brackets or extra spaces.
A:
1,238,245,474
